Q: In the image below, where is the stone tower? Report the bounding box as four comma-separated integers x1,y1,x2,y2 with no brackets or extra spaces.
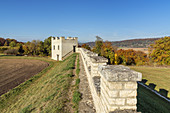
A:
51,36,78,61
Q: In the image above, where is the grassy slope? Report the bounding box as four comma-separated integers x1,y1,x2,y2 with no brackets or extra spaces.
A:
137,84,170,113
0,54,77,113
129,66,170,97
129,66,170,113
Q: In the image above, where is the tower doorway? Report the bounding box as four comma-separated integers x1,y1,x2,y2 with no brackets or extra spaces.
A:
57,54,59,61
73,46,76,52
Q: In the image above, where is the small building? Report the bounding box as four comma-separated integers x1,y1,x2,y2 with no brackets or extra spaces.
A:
51,36,78,61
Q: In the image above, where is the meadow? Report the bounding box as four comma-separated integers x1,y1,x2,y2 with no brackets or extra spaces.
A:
130,66,170,98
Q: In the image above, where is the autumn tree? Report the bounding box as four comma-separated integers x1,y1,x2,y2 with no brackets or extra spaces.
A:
0,38,5,46
101,41,115,64
149,36,170,65
18,45,24,55
93,36,103,55
4,41,8,46
44,36,52,56
81,44,91,50
9,41,16,47
116,49,148,65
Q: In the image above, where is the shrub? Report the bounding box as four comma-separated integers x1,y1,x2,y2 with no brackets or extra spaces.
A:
0,47,8,53
4,49,18,55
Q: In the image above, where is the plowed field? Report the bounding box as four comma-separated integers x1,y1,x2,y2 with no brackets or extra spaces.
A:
0,59,48,96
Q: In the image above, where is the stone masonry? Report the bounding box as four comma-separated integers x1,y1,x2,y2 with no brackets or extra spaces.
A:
77,48,142,113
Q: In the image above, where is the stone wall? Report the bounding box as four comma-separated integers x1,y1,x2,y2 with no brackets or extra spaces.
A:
77,48,142,113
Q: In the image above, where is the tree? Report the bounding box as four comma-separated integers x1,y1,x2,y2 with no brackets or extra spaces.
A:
0,38,5,46
116,49,148,65
9,41,16,47
101,41,115,64
149,36,170,65
93,36,103,55
18,45,24,54
81,44,91,50
36,41,45,56
44,36,52,56
4,41,8,46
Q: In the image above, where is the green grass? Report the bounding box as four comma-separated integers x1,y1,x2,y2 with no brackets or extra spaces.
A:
137,84,170,113
0,53,77,113
72,54,81,113
129,66,170,98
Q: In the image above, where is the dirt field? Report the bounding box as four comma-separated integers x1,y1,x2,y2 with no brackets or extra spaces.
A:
0,59,49,96
119,47,149,54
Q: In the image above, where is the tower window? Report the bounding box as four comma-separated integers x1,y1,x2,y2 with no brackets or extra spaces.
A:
58,45,59,50
53,45,55,50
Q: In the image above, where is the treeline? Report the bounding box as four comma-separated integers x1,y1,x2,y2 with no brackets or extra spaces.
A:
0,38,23,46
82,36,170,66
0,37,52,56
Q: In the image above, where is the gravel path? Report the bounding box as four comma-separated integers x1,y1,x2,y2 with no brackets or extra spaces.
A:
78,55,96,113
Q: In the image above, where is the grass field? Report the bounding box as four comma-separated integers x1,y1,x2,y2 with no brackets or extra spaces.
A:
137,84,170,113
0,53,78,113
129,66,170,98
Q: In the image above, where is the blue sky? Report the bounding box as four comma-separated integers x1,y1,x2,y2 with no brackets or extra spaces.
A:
0,0,170,42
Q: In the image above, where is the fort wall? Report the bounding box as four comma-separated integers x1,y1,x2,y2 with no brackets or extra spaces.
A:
77,48,142,113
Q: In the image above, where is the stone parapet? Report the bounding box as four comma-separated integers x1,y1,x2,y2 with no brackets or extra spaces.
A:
77,48,142,113
98,65,142,82
90,56,108,63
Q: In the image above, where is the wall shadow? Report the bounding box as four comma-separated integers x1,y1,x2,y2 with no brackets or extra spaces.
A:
141,79,148,84
159,89,169,98
148,83,156,90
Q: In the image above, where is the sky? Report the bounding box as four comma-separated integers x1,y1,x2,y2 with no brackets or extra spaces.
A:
0,0,170,42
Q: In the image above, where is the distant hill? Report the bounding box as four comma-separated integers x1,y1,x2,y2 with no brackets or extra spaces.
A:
80,38,161,48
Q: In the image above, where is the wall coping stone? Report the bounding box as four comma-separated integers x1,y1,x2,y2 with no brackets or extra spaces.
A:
98,65,142,82
90,56,108,63
109,109,139,113
86,52,98,57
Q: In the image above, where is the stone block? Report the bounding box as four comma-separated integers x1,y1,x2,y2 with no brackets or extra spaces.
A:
119,106,137,110
107,82,123,90
92,63,99,66
108,106,119,112
115,98,125,105
119,90,137,97
124,82,137,89
126,98,137,105
104,97,126,105
90,56,108,63
101,82,119,97
108,90,119,98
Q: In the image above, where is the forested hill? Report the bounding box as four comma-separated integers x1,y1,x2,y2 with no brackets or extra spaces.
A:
111,38,160,48
82,38,161,48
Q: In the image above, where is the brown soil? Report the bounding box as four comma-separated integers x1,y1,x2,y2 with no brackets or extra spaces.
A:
0,59,49,96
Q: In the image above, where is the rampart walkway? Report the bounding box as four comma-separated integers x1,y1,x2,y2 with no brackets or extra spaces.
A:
78,55,96,113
